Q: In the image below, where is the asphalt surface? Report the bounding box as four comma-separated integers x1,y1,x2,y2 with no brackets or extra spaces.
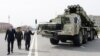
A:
37,35,100,56
1,32,100,56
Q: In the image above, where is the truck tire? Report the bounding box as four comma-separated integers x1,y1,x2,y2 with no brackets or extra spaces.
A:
92,30,95,40
88,32,92,41
91,31,94,40
88,31,94,41
50,38,59,45
73,31,83,46
82,36,87,44
82,30,88,44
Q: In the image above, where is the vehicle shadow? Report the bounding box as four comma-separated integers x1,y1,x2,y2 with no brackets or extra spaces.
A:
52,38,100,52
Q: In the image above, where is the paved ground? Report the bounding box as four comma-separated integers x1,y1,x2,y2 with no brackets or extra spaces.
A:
1,32,100,56
37,35,100,56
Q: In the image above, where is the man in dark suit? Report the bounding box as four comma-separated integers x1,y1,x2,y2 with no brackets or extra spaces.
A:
5,27,16,55
24,28,34,51
15,27,23,49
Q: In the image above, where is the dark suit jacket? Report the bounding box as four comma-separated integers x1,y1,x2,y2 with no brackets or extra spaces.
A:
5,29,16,41
24,30,34,41
15,31,23,41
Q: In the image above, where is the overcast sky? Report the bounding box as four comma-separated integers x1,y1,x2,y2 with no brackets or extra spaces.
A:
0,0,100,28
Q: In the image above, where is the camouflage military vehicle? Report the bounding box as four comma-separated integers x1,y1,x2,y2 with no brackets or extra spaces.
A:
38,5,96,46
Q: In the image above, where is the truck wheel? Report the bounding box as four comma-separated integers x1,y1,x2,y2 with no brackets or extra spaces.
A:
88,37,92,41
88,31,94,41
82,36,87,44
73,31,83,46
83,31,88,44
50,38,59,45
92,30,95,40
88,32,92,41
91,31,94,40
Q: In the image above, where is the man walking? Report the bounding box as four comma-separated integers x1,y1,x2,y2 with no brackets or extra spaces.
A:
15,27,23,49
5,27,16,55
24,28,34,51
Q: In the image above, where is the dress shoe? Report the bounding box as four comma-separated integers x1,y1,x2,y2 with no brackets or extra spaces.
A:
11,51,13,53
7,53,10,55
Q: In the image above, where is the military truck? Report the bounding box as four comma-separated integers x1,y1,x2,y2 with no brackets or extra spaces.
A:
38,5,96,46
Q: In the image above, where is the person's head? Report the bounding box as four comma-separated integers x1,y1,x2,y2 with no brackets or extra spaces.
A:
26,27,30,32
16,27,21,32
8,26,13,31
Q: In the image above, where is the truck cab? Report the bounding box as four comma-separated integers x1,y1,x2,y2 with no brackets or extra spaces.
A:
38,14,81,36
58,14,81,36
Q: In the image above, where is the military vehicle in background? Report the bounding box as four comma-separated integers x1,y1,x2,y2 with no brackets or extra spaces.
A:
38,5,96,46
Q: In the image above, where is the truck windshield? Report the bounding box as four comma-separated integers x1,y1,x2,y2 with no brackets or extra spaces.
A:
61,17,70,24
51,18,61,24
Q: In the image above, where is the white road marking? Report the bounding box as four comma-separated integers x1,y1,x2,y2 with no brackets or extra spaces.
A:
34,33,38,56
